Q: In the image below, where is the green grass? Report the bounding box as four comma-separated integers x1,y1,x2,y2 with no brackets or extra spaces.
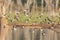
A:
5,12,60,23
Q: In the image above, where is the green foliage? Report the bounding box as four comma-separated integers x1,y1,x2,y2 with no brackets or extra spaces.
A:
6,12,60,23
6,13,15,23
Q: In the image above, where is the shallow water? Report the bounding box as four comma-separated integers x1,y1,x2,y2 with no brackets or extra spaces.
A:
5,26,60,40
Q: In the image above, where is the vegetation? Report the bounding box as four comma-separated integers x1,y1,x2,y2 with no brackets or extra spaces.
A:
0,0,60,23
6,12,60,24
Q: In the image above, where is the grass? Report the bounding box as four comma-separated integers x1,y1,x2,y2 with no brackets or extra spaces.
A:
5,12,60,23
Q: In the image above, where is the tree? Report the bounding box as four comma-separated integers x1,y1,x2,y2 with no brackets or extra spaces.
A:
17,0,23,12
24,0,33,13
56,0,59,12
45,0,52,12
0,0,4,17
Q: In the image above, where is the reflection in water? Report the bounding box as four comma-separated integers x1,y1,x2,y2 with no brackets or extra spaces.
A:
5,26,60,40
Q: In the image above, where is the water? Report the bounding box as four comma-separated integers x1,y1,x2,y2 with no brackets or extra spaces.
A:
5,26,60,40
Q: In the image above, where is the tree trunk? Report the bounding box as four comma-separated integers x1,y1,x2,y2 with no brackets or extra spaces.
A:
56,0,59,12
17,0,23,11
24,0,33,13
45,0,52,12
41,0,44,13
